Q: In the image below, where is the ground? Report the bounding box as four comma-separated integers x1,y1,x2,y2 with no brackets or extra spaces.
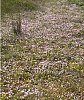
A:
1,0,84,100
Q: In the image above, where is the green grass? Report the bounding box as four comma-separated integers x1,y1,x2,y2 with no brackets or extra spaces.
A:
68,0,84,7
1,0,39,15
1,0,84,16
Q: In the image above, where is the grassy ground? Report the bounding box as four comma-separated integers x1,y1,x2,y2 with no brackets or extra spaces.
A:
1,0,84,15
1,0,39,15
1,0,84,100
68,0,84,6
68,0,84,10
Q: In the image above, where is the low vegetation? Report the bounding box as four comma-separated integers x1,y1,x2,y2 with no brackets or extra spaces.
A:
68,0,84,9
1,0,84,99
1,0,39,15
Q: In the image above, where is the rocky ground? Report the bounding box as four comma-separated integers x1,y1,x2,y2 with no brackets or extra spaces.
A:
1,0,84,100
